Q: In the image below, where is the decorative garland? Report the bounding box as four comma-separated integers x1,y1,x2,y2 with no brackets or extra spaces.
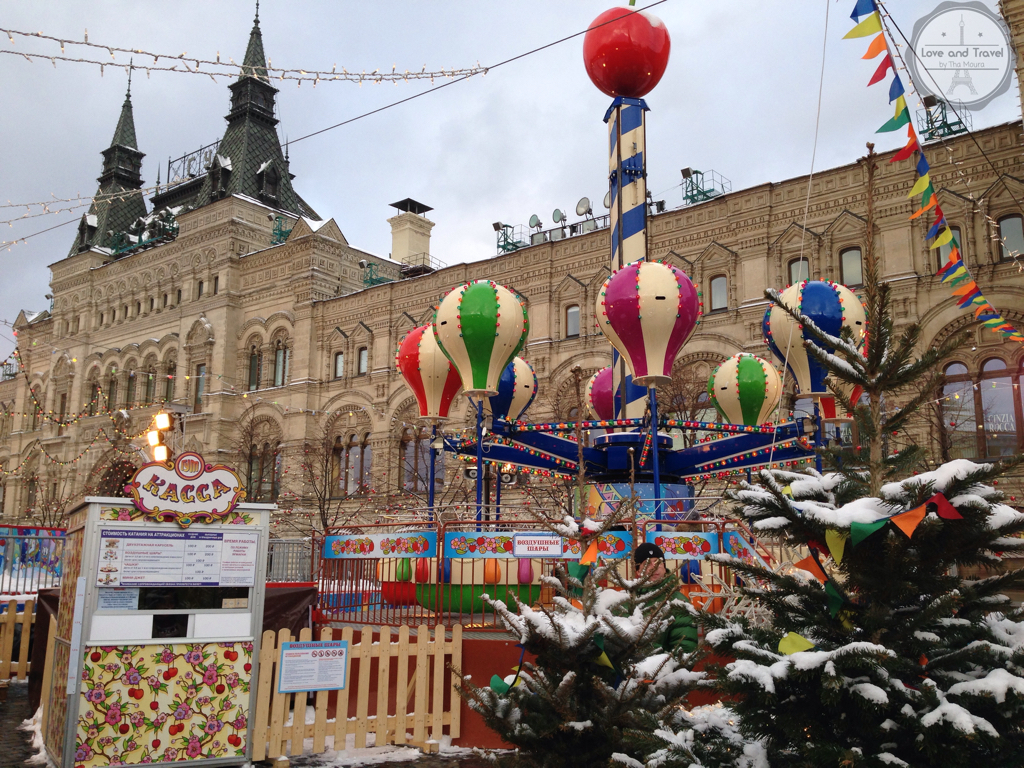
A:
847,1,1024,344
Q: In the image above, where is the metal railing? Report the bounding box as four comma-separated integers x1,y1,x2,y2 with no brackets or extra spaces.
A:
0,532,65,597
266,538,313,582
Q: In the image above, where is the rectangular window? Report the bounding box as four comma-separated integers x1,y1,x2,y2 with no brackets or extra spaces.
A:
125,375,136,408
840,248,863,287
789,259,809,285
358,347,368,375
213,276,219,295
998,216,1023,261
565,305,580,338
334,352,345,379
274,348,286,387
194,364,206,410
710,276,728,311
197,281,204,299
149,297,155,312
248,353,260,391
144,373,155,405
176,289,182,304
58,393,67,436
163,294,168,308
165,369,175,402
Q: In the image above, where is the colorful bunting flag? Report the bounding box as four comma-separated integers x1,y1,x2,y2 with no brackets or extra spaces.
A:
909,174,932,199
580,540,599,565
851,0,878,21
892,505,927,537
889,74,905,102
845,11,883,38
869,55,894,86
925,492,963,519
794,555,828,583
779,632,815,655
929,228,954,249
850,519,888,546
824,582,845,618
890,131,919,162
863,32,887,59
825,529,848,565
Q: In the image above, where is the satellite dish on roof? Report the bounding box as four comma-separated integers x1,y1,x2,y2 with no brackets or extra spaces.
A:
529,214,542,230
576,197,592,217
552,208,565,224
603,191,611,210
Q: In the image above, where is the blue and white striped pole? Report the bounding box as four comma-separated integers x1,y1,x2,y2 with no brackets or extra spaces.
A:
606,96,650,419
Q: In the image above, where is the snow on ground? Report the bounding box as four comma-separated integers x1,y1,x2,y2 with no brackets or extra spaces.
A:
22,706,55,767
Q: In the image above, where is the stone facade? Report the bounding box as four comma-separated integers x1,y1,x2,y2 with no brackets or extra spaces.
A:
2,9,1024,527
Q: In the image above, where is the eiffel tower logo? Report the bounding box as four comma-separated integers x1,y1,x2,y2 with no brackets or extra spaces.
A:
947,15,978,96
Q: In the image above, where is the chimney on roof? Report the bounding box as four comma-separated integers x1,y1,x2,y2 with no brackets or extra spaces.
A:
388,198,434,269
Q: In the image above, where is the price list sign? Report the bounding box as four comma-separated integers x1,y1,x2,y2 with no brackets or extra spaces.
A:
97,528,259,587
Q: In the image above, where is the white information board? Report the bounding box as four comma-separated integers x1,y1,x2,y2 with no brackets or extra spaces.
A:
97,587,140,610
278,640,349,693
512,533,563,557
97,528,259,587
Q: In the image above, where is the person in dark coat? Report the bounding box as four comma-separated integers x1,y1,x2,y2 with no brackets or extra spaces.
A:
634,542,699,654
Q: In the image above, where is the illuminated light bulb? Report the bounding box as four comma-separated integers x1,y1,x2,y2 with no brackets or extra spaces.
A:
153,444,170,462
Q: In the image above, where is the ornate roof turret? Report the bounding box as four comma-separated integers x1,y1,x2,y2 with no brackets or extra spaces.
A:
68,78,148,256
176,11,317,219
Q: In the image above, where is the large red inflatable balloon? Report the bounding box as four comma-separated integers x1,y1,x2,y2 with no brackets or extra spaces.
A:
583,7,671,98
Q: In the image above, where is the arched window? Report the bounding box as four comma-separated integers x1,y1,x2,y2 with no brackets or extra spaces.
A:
998,215,1024,261
107,374,119,411
333,352,345,379
247,441,280,502
88,382,101,416
335,433,372,495
194,363,206,410
164,361,176,402
788,258,809,285
937,225,962,271
28,388,40,431
565,305,581,338
940,358,1023,460
143,368,155,405
125,373,137,409
357,347,368,375
840,247,863,287
273,340,290,387
709,275,728,312
402,426,442,493
248,347,262,391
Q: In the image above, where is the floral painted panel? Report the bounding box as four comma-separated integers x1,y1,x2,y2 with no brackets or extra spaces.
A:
98,507,256,526
44,639,71,760
75,641,253,766
57,528,84,640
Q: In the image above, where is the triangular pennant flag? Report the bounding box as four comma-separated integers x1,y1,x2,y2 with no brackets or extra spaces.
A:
580,540,599,565
889,74,905,102
926,218,947,239
909,195,938,218
940,265,967,283
929,227,954,249
794,555,828,583
893,95,907,118
957,289,983,307
824,582,845,618
878,109,912,133
869,55,894,86
951,280,978,297
851,0,878,21
892,505,927,537
925,492,963,520
779,632,815,655
845,11,883,38
947,273,970,288
863,32,888,59
489,674,511,694
850,519,888,546
908,173,932,198
916,154,930,177
825,529,848,565
890,132,919,162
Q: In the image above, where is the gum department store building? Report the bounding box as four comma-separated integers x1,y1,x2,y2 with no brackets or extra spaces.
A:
2,9,1023,529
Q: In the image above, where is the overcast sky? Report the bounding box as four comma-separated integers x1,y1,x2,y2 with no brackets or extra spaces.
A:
0,0,1018,361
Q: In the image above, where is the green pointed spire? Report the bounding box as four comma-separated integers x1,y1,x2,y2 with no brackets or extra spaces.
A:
240,4,269,82
110,90,138,149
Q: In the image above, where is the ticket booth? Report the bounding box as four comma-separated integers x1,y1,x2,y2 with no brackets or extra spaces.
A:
42,452,271,768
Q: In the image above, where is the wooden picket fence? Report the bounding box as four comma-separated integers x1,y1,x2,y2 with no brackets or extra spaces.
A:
0,598,36,684
251,624,463,761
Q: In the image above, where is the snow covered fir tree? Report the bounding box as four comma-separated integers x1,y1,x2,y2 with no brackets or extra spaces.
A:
457,507,706,768
666,148,1024,768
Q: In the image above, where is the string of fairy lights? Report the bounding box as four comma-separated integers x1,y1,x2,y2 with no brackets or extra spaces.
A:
0,26,486,86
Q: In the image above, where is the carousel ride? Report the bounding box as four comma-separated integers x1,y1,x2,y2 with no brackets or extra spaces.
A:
346,6,869,617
